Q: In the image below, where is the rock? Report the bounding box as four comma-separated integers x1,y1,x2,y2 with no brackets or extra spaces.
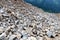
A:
9,35,18,40
27,36,37,40
36,36,43,40
15,33,21,39
0,5,4,13
0,33,7,40
46,30,56,38
0,27,4,34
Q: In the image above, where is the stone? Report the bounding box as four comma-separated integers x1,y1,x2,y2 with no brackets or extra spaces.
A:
27,36,37,40
9,35,18,40
0,33,7,40
0,27,4,34
46,30,56,38
36,36,43,40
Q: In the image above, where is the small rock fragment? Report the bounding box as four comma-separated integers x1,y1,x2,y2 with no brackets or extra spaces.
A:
9,35,18,40
27,36,37,40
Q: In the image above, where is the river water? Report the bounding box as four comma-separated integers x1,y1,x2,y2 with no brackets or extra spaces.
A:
24,0,60,13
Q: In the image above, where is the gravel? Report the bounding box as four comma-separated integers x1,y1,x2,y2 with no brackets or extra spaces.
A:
0,0,60,40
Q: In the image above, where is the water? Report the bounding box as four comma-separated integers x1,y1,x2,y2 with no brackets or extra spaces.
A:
24,0,60,13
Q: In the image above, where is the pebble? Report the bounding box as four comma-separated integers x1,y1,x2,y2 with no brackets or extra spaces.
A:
0,0,60,40
0,27,4,34
9,35,18,40
27,36,37,40
46,30,56,38
0,5,4,13
36,36,43,40
0,33,6,40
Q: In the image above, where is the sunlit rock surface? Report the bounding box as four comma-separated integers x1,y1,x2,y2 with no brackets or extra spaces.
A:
24,0,60,13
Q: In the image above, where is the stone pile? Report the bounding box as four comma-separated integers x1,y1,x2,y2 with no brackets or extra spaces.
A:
0,0,60,40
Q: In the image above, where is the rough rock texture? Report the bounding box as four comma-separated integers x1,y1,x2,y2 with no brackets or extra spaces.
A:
0,0,60,40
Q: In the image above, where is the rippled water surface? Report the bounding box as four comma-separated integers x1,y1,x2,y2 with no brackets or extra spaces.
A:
24,0,60,13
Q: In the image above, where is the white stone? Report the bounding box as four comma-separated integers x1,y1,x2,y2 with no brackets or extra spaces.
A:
47,30,56,38
0,9,4,13
37,36,43,40
27,36,37,40
0,33,6,38
0,27,4,33
9,35,17,40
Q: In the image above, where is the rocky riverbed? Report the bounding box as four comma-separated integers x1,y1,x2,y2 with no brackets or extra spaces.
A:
0,0,60,40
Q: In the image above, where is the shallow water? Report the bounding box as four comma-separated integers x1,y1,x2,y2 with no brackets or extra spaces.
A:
24,0,60,13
